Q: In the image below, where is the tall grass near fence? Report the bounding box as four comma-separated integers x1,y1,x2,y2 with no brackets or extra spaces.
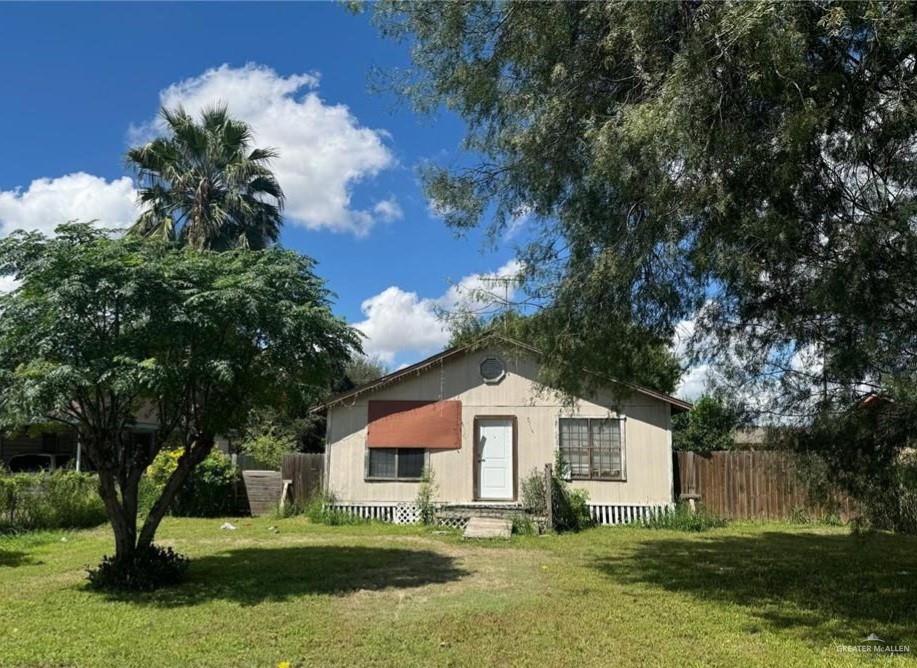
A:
0,471,106,532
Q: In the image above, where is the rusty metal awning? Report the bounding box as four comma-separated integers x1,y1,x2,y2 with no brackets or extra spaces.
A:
366,400,462,449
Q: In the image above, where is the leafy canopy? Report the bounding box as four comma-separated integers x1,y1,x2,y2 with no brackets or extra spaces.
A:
369,2,917,419
448,310,682,395
672,395,744,453
128,106,285,251
0,223,359,563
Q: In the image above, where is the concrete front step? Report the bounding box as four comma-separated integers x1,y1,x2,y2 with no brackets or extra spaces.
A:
441,504,524,520
463,516,512,539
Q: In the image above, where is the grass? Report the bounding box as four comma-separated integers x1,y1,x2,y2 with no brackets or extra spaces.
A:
1,518,915,666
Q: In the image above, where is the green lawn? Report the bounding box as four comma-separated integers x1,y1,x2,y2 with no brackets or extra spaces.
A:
1,517,915,667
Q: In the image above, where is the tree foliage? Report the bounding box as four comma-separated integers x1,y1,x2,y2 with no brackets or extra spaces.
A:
791,396,917,532
128,106,285,250
448,310,682,395
0,224,359,574
672,395,744,453
369,2,917,420
341,354,390,389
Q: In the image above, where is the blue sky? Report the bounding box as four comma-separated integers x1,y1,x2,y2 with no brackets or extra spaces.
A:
0,3,525,369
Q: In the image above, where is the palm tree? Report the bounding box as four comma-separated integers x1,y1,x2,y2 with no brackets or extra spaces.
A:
128,106,285,250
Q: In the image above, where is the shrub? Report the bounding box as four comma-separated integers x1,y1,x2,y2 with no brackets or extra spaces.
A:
520,454,594,532
137,475,161,517
510,513,538,536
87,544,189,591
305,494,367,526
672,394,744,453
552,483,593,532
415,468,438,525
145,449,240,517
790,398,917,534
0,471,106,532
520,469,548,515
640,503,727,532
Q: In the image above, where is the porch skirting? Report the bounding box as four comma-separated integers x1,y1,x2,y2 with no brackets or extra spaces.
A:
326,502,674,527
587,503,674,525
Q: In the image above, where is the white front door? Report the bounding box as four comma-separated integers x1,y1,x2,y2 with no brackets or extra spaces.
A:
477,418,514,500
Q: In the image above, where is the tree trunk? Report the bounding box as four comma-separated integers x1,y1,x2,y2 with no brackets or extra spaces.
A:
97,468,137,563
137,434,216,550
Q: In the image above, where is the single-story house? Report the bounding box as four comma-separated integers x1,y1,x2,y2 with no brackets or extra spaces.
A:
317,336,691,525
1,414,160,473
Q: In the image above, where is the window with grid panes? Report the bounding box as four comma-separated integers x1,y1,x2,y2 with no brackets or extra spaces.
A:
558,418,624,480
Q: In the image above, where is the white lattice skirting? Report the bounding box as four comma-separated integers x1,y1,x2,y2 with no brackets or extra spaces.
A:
327,502,673,527
588,503,674,526
328,502,422,525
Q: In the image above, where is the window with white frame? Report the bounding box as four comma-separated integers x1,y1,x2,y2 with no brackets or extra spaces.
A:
366,448,427,481
558,417,624,480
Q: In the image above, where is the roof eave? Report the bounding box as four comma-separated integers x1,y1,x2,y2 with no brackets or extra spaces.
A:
315,334,693,413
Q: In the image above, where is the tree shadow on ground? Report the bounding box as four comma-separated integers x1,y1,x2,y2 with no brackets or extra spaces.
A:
0,549,34,567
103,545,468,607
594,530,917,644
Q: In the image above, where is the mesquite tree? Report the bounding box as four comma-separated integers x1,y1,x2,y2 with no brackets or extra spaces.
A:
0,224,359,567
368,2,917,420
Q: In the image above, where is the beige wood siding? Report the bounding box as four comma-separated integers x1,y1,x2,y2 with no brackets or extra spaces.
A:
326,346,674,505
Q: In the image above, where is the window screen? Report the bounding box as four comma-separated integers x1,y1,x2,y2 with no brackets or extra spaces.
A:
558,418,623,480
368,448,397,479
397,449,426,479
367,448,426,480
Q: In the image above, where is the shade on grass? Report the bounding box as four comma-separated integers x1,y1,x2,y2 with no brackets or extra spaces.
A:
0,518,915,666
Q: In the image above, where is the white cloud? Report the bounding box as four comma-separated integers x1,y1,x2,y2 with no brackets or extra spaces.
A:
0,173,139,237
0,275,19,294
672,314,713,400
138,64,395,235
355,286,449,364
355,259,522,364
372,197,403,223
676,363,711,401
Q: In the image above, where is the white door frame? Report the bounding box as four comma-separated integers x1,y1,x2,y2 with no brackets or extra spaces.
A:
473,416,517,501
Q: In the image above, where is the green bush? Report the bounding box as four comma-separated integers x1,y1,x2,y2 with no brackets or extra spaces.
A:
0,471,106,532
415,468,438,525
552,483,593,532
145,449,240,518
520,455,594,532
640,503,727,532
520,469,548,514
510,513,538,536
137,475,161,517
87,544,189,592
305,494,368,526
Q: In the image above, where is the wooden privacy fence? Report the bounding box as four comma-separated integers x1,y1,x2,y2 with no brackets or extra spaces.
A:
281,453,324,507
675,450,854,521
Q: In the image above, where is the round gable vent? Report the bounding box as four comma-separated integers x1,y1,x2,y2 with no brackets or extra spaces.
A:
480,357,506,383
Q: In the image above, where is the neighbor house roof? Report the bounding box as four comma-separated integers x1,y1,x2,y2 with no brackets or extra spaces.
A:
317,335,692,413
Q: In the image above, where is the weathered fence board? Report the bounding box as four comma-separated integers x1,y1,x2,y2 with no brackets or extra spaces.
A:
281,453,324,507
241,470,283,516
675,450,854,521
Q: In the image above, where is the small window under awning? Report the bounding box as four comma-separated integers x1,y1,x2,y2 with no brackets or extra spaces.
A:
366,400,462,449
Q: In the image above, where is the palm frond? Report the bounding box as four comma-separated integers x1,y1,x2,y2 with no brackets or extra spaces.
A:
126,105,285,250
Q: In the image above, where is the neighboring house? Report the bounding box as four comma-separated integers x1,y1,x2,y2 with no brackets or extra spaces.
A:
317,336,691,525
0,394,168,472
732,426,770,450
1,416,159,473
0,429,82,472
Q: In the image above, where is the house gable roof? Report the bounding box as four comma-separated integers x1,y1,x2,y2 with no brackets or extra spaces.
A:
317,335,692,413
